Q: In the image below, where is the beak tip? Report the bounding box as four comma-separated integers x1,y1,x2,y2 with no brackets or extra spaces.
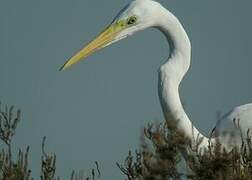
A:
59,63,68,71
59,66,65,71
59,24,116,72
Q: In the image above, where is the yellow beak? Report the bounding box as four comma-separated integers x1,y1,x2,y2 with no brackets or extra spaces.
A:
60,23,123,71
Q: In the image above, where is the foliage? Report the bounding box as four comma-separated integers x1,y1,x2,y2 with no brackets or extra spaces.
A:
0,104,100,180
2,102,252,180
0,104,31,180
117,122,252,180
71,161,101,180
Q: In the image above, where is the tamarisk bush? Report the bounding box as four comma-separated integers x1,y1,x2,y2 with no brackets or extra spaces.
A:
0,104,100,180
117,121,252,180
2,102,252,180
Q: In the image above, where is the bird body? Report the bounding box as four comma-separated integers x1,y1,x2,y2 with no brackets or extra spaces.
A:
214,103,252,149
61,0,252,150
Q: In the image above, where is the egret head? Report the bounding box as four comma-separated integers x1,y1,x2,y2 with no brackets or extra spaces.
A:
60,0,162,70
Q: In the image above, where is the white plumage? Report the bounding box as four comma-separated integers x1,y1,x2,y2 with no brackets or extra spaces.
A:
214,103,252,149
61,0,252,150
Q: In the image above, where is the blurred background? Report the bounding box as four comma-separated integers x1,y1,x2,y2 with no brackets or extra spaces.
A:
1,0,252,179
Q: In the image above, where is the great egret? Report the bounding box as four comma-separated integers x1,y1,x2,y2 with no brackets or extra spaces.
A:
60,0,252,150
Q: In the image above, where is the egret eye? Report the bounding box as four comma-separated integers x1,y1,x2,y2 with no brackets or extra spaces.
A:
127,16,137,25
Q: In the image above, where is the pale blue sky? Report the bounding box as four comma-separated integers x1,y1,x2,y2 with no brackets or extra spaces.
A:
1,0,252,179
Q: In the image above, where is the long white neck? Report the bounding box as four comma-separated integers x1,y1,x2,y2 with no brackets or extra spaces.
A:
156,8,210,148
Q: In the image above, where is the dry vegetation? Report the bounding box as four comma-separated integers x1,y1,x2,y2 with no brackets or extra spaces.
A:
1,103,252,180
117,122,252,180
0,104,100,180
